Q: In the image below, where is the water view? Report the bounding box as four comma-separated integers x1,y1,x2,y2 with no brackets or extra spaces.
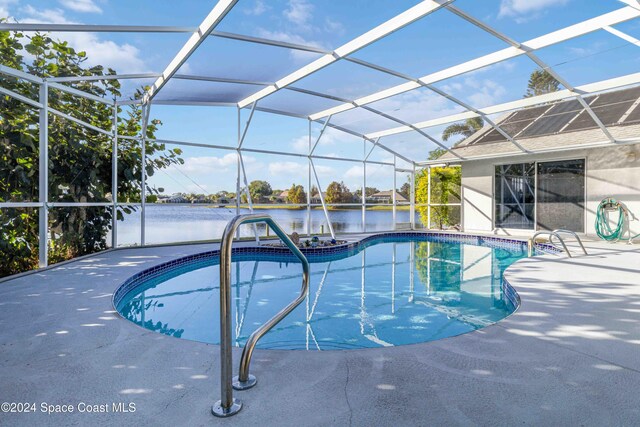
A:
117,204,412,246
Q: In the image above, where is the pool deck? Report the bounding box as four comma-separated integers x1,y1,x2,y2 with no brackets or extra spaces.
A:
1,233,639,426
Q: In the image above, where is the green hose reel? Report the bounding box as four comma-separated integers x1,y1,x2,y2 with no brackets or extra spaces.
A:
595,197,639,243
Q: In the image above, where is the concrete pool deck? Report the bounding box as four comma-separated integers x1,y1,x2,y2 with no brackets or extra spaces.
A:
0,233,639,426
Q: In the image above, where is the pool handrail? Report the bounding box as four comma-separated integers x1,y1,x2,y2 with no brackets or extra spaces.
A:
528,230,588,258
213,213,310,418
550,229,588,256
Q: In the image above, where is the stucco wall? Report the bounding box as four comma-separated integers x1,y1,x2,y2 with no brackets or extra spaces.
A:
461,144,640,237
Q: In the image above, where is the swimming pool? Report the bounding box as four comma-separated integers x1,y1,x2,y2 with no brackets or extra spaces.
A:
115,234,529,350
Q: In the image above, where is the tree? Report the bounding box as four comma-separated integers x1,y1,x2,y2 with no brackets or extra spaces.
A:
354,187,379,198
286,183,306,204
325,181,352,204
428,117,485,160
398,182,411,200
524,70,560,98
0,28,182,276
427,148,447,160
310,185,319,197
441,117,484,145
415,166,461,229
248,180,272,202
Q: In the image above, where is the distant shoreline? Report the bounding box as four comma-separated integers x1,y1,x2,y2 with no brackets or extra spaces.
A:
149,203,411,211
232,204,410,211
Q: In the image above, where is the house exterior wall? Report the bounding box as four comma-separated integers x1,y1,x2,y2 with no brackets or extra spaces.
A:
461,143,640,237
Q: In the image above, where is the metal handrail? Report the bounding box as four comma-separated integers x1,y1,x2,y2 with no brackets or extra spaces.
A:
550,229,588,256
212,214,310,418
528,230,587,258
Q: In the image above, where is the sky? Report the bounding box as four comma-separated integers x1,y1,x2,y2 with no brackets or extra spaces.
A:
2,0,639,195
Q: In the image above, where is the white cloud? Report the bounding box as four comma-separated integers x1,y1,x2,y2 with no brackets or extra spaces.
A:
16,5,147,73
244,0,268,16
59,0,102,13
182,183,209,194
465,78,507,108
324,17,345,36
313,164,335,177
284,0,313,27
498,0,570,20
0,0,17,18
178,61,193,74
364,89,464,125
21,5,67,22
290,129,339,153
290,135,309,153
178,153,241,174
268,161,306,176
345,165,363,179
252,1,345,63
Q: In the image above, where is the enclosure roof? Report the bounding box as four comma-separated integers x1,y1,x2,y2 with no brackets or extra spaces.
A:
436,85,640,162
454,85,640,146
2,0,640,164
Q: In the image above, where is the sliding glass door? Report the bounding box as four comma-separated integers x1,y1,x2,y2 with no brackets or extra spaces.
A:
494,163,536,229
536,159,585,232
494,159,585,232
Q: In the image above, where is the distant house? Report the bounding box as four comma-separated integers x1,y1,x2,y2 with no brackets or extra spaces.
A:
163,195,189,203
369,191,408,204
310,192,327,204
193,195,210,203
273,190,289,203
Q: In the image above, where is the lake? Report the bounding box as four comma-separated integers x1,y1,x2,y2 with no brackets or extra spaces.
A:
117,204,412,246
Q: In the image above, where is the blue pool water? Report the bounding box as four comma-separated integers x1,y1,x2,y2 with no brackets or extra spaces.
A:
116,236,528,350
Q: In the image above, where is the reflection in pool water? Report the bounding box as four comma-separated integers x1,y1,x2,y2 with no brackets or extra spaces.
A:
117,238,527,350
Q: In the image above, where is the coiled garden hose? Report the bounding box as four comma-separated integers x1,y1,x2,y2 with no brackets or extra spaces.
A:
595,197,640,242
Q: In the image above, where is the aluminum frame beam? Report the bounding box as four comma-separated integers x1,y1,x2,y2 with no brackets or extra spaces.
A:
237,0,452,108
417,136,640,166
310,159,336,239
309,116,332,155
48,107,113,135
308,6,640,120
0,86,43,109
149,137,396,166
48,82,114,105
343,57,526,152
604,25,640,47
246,104,415,164
144,0,239,102
111,104,118,247
38,83,48,268
140,104,151,245
237,102,256,149
441,4,615,143
285,85,458,160
366,71,640,139
0,64,44,83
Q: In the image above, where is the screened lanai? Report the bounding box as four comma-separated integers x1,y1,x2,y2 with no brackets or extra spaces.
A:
2,0,640,270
